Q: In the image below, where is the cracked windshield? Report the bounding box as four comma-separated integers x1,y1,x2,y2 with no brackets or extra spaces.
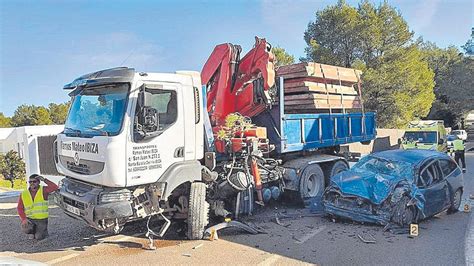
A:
64,84,129,136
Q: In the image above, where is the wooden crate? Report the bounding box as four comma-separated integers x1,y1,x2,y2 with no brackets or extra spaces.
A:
275,62,363,111
283,81,358,95
276,62,362,83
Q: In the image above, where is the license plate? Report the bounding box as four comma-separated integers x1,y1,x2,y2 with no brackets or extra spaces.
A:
65,204,81,216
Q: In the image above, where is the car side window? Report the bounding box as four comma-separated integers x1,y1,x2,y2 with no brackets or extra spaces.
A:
439,159,458,177
418,160,441,187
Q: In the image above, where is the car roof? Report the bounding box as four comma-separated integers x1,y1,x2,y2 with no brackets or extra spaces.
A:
370,149,449,165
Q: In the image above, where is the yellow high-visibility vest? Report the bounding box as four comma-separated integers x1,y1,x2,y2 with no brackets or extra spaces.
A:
453,139,465,151
21,186,48,219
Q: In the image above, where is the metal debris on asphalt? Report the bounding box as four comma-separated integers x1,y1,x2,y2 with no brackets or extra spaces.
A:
182,253,192,257
274,214,290,227
357,233,376,244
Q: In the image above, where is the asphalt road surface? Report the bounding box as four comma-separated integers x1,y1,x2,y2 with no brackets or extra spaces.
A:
1,145,473,265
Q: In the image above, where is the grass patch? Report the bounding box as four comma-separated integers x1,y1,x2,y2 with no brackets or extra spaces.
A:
0,178,27,190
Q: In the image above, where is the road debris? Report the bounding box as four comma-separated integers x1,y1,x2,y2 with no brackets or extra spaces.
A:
204,220,265,241
182,253,192,257
192,243,203,250
357,233,376,244
274,214,290,227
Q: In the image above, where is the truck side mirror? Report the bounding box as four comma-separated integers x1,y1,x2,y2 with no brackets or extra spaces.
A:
135,89,160,141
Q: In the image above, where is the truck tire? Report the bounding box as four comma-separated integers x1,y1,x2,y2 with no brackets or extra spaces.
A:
299,164,325,203
186,182,209,240
324,160,349,182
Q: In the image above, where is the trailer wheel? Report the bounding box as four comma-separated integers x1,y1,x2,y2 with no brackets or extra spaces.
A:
299,164,325,202
186,182,209,240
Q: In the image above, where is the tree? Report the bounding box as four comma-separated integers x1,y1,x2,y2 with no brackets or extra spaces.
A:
462,27,474,56
420,42,472,127
303,0,434,128
272,46,295,67
0,150,26,188
428,57,474,127
0,112,12,128
48,102,70,124
11,104,53,127
304,0,360,67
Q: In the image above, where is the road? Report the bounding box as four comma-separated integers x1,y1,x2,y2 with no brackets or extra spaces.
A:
1,145,473,265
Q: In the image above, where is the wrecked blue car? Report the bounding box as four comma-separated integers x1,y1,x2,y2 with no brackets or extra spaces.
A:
324,149,463,226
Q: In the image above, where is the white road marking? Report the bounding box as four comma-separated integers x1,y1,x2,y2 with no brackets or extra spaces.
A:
0,203,18,209
0,214,58,217
45,253,80,265
295,225,327,244
257,254,283,266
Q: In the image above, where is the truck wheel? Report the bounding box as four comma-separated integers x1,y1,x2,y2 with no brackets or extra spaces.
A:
186,182,209,240
299,164,325,202
324,160,349,181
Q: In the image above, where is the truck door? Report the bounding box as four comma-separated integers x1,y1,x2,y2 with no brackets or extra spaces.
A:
126,83,185,186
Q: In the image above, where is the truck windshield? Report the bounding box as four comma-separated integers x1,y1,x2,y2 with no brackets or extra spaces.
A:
403,131,437,144
64,84,129,137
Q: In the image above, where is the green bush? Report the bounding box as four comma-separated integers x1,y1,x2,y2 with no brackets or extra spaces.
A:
0,178,27,190
0,150,26,188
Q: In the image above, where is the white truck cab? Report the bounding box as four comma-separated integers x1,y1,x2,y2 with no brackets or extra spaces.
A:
55,67,207,235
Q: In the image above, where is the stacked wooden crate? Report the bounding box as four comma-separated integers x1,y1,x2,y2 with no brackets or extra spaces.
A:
276,62,362,113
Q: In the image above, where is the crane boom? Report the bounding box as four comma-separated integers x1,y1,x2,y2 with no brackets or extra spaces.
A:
201,37,276,126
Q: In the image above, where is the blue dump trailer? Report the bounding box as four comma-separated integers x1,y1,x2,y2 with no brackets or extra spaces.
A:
252,77,377,206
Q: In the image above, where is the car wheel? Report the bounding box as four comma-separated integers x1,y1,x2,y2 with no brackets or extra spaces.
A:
391,196,416,227
299,164,325,205
448,189,462,214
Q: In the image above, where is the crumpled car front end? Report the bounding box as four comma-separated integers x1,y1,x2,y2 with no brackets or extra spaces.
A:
323,154,426,226
324,186,392,225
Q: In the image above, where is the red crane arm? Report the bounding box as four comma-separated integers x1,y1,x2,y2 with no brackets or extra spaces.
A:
201,37,276,126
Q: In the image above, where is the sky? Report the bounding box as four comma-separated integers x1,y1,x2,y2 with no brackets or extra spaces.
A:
1,0,473,116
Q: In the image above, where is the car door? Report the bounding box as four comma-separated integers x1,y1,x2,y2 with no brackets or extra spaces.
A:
438,158,462,208
417,159,450,217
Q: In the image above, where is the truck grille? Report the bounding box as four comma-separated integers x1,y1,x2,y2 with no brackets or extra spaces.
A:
59,155,105,175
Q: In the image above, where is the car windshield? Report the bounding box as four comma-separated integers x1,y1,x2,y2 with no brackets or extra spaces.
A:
403,131,437,144
64,84,129,137
452,130,462,135
352,155,413,178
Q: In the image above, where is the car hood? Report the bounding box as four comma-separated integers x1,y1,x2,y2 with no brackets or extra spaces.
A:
330,170,408,205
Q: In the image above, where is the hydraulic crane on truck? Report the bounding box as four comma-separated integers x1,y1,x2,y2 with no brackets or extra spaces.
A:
53,36,376,241
201,36,276,126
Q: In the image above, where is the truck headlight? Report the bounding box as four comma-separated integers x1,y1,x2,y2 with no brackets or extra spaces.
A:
99,189,132,204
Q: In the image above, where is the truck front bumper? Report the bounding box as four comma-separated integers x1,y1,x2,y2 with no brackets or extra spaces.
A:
55,178,133,230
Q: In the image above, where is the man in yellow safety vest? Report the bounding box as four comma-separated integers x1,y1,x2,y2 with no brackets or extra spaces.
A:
17,174,58,240
453,136,466,173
